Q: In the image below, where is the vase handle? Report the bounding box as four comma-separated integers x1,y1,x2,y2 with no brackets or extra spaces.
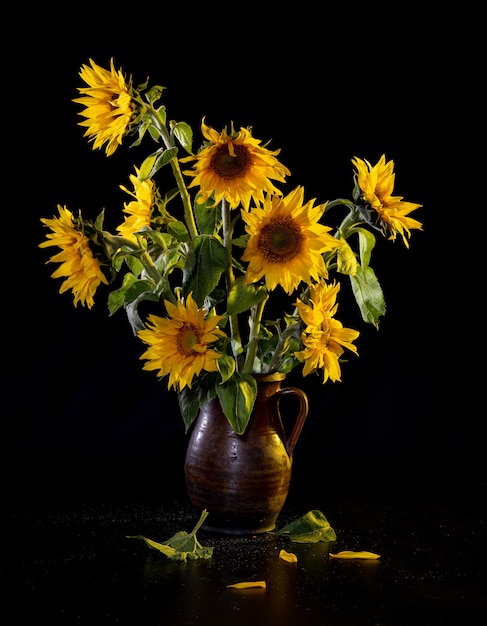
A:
275,387,309,456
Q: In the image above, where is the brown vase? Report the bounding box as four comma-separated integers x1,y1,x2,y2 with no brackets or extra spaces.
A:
184,372,309,535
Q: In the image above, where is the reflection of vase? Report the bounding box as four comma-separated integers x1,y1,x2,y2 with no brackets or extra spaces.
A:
184,373,309,535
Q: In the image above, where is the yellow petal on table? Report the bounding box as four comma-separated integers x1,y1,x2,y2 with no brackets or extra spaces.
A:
226,581,267,589
279,549,298,563
329,550,380,560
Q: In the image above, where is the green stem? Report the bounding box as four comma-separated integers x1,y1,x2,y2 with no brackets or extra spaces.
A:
139,249,164,286
325,198,356,212
268,324,296,373
221,198,243,364
191,509,210,535
169,158,198,240
321,205,362,269
337,208,362,239
150,107,198,241
243,295,268,373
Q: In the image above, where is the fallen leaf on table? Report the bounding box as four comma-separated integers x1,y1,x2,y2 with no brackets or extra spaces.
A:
279,549,298,563
329,550,380,560
271,510,337,543
226,581,267,589
127,509,214,561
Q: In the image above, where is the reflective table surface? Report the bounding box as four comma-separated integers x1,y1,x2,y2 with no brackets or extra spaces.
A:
4,455,486,625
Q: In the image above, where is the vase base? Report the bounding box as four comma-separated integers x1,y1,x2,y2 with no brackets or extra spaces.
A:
201,523,277,536
194,509,279,535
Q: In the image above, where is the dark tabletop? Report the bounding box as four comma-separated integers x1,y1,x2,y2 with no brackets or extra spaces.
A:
3,454,486,625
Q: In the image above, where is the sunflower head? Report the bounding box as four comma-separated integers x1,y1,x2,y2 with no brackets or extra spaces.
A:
137,293,227,392
295,280,341,327
241,186,341,294
180,118,291,210
352,154,423,247
39,205,108,308
73,58,136,156
294,280,360,383
117,168,156,242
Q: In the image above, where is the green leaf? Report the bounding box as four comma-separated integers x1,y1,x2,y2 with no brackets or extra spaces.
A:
125,291,160,333
156,105,167,124
167,219,190,242
130,115,152,147
336,236,358,276
139,228,173,250
145,85,165,106
355,227,376,267
231,235,249,248
124,279,156,304
128,536,178,558
227,280,268,316
155,247,186,280
170,120,193,155
216,373,257,434
127,509,214,561
194,195,222,235
94,208,105,231
271,510,337,543
139,153,159,181
108,288,129,316
178,372,218,432
154,147,178,170
139,148,178,181
124,254,144,277
108,273,139,315
349,265,386,328
216,354,236,383
183,235,227,306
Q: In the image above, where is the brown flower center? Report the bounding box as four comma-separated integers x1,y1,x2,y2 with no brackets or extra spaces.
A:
257,217,303,263
211,143,251,179
177,323,200,356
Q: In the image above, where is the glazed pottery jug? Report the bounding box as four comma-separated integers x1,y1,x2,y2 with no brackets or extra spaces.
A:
184,373,308,534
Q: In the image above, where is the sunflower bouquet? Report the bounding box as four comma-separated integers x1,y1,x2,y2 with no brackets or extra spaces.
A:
39,58,423,435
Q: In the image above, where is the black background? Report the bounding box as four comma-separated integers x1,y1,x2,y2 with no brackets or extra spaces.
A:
4,6,482,498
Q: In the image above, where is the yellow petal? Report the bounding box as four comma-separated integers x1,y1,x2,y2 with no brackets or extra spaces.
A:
279,549,298,563
329,550,380,560
226,581,267,589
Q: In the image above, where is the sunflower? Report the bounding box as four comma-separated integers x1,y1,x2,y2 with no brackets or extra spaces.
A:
39,205,108,308
117,168,155,241
138,293,227,391
73,58,135,156
294,280,359,383
180,119,290,210
352,155,423,248
294,280,341,327
241,186,341,294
